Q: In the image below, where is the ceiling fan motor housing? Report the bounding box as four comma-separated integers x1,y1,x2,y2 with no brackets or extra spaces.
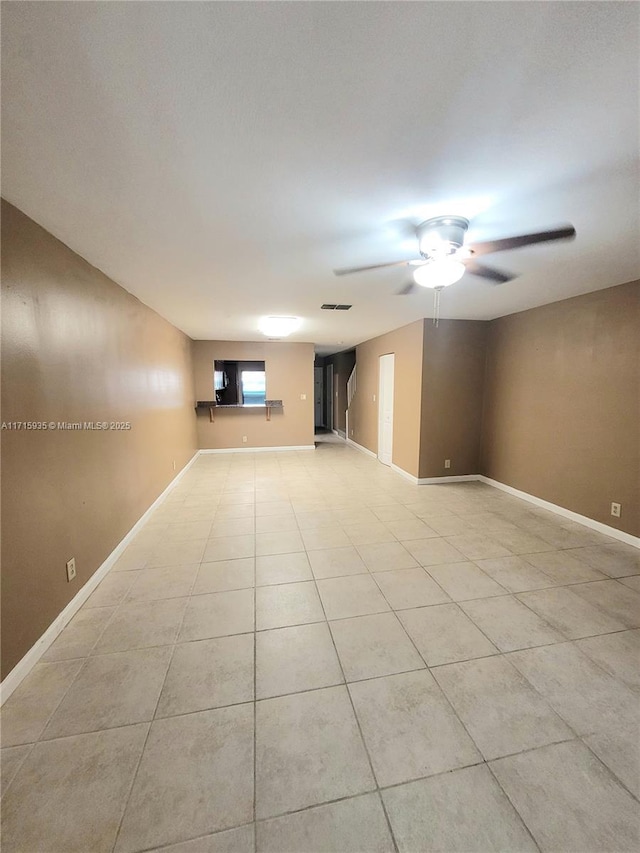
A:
417,216,469,258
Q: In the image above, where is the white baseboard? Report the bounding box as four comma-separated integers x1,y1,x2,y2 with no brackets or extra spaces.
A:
392,465,479,485
346,437,377,459
331,429,346,439
199,445,315,454
477,476,640,549
0,450,200,706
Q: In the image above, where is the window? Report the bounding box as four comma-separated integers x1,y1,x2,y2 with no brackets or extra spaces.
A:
241,370,266,405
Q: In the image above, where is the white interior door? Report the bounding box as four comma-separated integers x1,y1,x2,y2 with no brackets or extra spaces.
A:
314,367,323,429
326,364,334,432
378,353,394,466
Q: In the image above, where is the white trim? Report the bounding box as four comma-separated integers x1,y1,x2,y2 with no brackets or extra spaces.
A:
0,451,200,705
477,476,640,549
418,474,479,485
199,445,315,454
390,463,420,483
346,437,377,459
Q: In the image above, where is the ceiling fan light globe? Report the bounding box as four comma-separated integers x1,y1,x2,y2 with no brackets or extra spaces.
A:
413,260,466,289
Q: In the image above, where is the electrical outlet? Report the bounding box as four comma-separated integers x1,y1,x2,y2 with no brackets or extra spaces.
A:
611,502,621,518
173,460,176,471
300,393,306,400
242,435,247,443
373,394,376,402
66,558,76,582
444,459,451,469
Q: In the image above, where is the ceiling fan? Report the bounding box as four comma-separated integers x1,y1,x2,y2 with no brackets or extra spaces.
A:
333,216,576,295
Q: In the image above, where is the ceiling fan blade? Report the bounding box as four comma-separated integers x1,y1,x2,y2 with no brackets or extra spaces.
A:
468,225,576,257
396,281,419,296
464,260,515,284
333,259,419,276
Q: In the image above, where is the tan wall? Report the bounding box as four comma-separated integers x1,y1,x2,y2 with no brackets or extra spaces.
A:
481,281,640,537
1,201,198,678
350,321,424,477
192,340,315,449
420,320,488,478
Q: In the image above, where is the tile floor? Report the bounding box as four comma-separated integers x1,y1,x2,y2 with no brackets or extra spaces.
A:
2,440,640,852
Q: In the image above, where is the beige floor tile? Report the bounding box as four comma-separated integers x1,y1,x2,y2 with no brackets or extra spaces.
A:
112,544,152,571
404,537,466,566
584,725,640,799
425,561,507,601
433,655,572,760
179,589,254,641
256,530,304,557
422,514,471,536
204,535,256,562
507,643,639,734
43,646,172,739
398,603,498,666
294,509,335,529
356,541,418,572
301,526,351,550
371,504,417,522
255,686,374,819
85,572,139,608
574,629,640,689
94,597,188,653
489,527,555,555
256,581,324,630
257,792,394,853
256,552,312,586
444,533,512,560
381,519,440,541
42,605,115,661
383,765,537,853
1,745,32,798
147,824,255,853
521,550,606,584
373,568,450,610
209,517,256,538
334,507,380,525
256,622,343,699
343,522,396,546
349,669,480,787
116,706,254,852
214,504,255,520
307,545,368,578
193,558,255,594
157,635,254,717
126,564,198,602
571,579,640,628
517,586,625,638
330,612,425,682
618,574,640,593
255,514,299,533
1,659,83,746
490,740,640,852
2,724,148,853
317,574,391,620
163,521,214,542
146,539,207,568
461,595,564,651
474,555,559,592
255,500,292,516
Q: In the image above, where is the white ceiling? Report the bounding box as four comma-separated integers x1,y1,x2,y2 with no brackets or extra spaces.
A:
2,2,638,354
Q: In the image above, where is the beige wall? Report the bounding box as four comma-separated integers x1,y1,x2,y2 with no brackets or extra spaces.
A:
349,321,424,477
192,340,315,449
420,320,488,478
1,201,198,678
481,281,640,537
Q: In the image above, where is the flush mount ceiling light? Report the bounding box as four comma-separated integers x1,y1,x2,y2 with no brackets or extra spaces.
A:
259,316,301,337
412,259,466,289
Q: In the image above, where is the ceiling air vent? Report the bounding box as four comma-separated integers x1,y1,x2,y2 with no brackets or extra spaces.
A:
321,304,352,310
